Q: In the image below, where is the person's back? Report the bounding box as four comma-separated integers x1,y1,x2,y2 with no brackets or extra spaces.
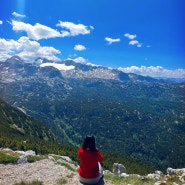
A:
78,136,104,184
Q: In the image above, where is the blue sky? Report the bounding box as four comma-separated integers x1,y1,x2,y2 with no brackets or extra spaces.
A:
0,0,185,78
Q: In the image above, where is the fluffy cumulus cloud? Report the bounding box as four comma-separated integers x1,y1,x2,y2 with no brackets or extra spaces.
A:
74,44,86,51
57,20,94,37
129,40,142,47
12,12,26,18
11,18,94,40
0,36,61,61
124,33,142,47
1,18,95,62
11,20,62,40
105,37,120,45
124,33,136,40
73,57,88,64
67,56,88,64
118,66,185,79
0,38,18,60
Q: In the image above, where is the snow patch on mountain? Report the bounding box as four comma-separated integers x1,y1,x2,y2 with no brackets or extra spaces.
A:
40,62,75,71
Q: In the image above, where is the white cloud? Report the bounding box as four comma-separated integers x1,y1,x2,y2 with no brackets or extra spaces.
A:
137,43,142,47
11,20,93,40
105,37,120,45
73,57,88,64
74,44,86,51
67,56,88,64
12,12,26,18
129,40,139,45
40,62,75,71
124,33,136,40
128,40,142,47
57,20,93,37
86,63,101,67
11,20,62,40
0,36,61,62
0,38,19,60
124,33,143,47
0,20,3,25
67,56,100,66
118,66,185,79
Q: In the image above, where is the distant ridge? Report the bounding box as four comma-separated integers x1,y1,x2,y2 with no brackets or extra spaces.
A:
0,97,56,142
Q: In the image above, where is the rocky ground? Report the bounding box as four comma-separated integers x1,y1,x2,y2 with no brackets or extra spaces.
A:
0,149,185,185
0,158,113,185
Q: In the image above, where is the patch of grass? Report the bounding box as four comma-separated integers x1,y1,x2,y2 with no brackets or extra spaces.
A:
51,155,62,160
166,176,183,185
0,151,19,164
0,150,47,164
57,162,76,172
104,174,156,185
54,156,78,167
66,173,75,178
57,178,67,184
14,180,43,185
27,155,46,163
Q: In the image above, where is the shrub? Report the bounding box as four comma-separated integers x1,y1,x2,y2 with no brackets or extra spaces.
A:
27,155,46,163
14,180,43,185
56,178,67,184
0,151,18,164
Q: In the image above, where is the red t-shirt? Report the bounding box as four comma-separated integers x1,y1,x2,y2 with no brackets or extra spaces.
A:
78,147,104,178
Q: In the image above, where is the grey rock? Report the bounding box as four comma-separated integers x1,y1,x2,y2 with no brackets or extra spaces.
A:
17,156,28,164
113,163,126,175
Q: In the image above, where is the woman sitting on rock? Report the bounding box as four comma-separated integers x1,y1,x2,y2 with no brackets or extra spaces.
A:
78,135,104,184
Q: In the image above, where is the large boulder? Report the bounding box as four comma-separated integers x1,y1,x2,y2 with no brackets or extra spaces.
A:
25,150,36,156
113,163,126,175
179,172,185,183
167,167,185,176
16,150,36,164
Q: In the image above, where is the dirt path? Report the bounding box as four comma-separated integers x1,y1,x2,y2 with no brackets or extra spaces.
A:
0,159,113,185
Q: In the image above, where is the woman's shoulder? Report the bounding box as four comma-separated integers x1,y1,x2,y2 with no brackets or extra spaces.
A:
78,147,83,152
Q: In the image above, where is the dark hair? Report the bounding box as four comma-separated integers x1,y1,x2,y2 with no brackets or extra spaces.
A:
82,135,98,152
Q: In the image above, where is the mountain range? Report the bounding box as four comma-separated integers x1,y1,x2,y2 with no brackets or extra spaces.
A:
0,56,185,170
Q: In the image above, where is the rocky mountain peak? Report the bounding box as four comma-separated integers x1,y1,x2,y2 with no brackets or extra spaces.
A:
6,55,24,63
0,56,164,83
